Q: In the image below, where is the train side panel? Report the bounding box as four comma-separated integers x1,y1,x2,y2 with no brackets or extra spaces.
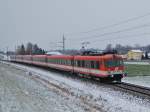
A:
10,54,125,81
73,56,109,77
32,55,47,67
47,55,74,72
22,55,32,64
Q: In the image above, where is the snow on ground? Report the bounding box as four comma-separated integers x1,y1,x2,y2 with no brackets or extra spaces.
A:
123,76,150,88
0,63,86,112
2,61,150,112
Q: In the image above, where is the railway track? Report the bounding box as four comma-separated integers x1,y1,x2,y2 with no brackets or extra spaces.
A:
113,82,150,99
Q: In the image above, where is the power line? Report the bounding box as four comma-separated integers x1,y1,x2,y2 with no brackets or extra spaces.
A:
68,23,150,41
69,32,150,44
90,32,150,44
66,12,150,36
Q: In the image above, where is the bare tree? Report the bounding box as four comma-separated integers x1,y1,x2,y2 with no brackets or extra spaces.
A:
105,44,112,51
26,42,33,55
16,44,25,55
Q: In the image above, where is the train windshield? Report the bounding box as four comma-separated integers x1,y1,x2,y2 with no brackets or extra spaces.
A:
105,59,123,67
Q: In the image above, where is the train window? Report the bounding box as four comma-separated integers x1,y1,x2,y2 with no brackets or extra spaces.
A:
63,59,65,65
71,60,74,66
64,60,66,65
60,59,62,64
82,60,85,67
67,60,69,65
74,60,76,66
85,61,87,68
96,61,100,69
59,59,61,64
61,59,63,64
77,60,81,67
85,61,90,68
91,61,94,68
58,59,60,64
65,60,67,65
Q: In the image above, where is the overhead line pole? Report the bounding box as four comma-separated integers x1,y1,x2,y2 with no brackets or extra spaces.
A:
63,34,65,52
57,34,66,52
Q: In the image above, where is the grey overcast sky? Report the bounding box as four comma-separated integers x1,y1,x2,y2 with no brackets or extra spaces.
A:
1,0,150,51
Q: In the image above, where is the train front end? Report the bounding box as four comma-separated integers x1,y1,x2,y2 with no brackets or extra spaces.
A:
103,54,126,82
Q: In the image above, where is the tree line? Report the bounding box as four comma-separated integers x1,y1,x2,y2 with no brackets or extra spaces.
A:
105,44,150,54
16,42,45,55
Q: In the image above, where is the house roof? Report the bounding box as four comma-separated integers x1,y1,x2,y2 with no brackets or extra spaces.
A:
130,50,143,53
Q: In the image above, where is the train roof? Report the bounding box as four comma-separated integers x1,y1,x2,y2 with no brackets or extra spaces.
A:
14,54,122,60
74,54,122,60
47,55,73,59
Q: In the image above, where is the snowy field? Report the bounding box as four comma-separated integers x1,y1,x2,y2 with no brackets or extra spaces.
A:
1,61,150,112
123,76,150,88
0,62,85,112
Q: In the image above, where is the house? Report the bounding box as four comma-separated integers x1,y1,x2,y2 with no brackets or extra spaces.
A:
127,50,143,60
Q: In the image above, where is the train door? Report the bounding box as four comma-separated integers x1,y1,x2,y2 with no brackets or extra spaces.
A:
71,57,75,73
85,60,91,76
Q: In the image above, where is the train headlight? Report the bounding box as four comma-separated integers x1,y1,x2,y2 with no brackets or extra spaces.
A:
110,74,114,77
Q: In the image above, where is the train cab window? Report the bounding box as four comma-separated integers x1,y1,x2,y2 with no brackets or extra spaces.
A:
105,60,123,67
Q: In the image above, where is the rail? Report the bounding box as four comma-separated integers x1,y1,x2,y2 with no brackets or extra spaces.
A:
113,82,150,99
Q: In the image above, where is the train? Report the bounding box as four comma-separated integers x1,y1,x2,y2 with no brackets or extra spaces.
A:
10,53,126,82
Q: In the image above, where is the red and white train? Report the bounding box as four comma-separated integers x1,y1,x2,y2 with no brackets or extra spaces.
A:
10,53,126,82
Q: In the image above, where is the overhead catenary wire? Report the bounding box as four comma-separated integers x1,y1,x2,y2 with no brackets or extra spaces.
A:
66,12,150,36
90,32,150,44
68,23,150,41
70,32,150,44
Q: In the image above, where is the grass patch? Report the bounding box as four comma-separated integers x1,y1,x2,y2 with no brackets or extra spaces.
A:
125,64,150,77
